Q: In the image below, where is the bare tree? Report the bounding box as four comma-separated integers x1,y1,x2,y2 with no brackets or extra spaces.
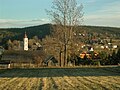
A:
46,0,83,67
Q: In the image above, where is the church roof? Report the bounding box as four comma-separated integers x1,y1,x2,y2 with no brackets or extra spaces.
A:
43,55,58,64
24,32,27,38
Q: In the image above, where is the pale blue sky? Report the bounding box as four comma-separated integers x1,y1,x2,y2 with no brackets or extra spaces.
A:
0,0,120,28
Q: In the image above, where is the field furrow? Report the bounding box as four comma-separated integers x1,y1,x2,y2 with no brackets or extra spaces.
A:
52,77,64,90
83,77,112,90
2,78,28,90
76,76,102,90
65,76,92,90
86,76,120,90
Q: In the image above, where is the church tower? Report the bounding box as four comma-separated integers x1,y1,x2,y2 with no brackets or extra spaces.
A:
24,32,28,51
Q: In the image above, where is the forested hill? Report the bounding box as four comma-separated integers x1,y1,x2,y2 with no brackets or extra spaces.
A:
0,24,120,43
0,24,52,43
83,26,120,35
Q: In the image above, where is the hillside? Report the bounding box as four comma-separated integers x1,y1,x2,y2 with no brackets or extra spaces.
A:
0,24,120,45
85,26,119,34
0,24,52,44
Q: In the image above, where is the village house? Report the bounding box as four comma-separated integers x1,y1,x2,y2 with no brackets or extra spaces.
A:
43,55,58,66
1,51,33,68
1,50,58,68
80,51,98,59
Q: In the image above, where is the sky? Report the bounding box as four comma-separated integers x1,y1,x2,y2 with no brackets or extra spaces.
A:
0,0,120,28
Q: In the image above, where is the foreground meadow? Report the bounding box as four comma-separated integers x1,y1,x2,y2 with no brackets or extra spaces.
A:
0,66,120,90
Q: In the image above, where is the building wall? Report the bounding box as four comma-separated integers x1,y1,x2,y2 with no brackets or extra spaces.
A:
24,38,28,51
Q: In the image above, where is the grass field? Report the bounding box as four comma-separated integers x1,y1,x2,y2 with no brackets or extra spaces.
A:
0,66,120,90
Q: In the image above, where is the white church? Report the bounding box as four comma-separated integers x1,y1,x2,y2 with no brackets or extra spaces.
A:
23,32,41,51
23,32,28,51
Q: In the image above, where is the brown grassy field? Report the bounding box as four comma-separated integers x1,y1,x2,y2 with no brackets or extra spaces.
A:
0,66,120,90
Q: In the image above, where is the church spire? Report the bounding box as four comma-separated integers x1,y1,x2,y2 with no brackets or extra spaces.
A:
24,31,28,51
24,31,27,38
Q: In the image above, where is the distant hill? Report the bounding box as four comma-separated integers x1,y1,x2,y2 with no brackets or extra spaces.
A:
82,26,120,35
0,24,120,45
0,24,52,44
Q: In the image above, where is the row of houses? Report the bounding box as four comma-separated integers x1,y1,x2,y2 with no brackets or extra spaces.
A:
80,51,98,59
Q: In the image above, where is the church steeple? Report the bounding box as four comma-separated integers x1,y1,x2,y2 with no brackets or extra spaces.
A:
24,31,27,38
24,32,28,51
